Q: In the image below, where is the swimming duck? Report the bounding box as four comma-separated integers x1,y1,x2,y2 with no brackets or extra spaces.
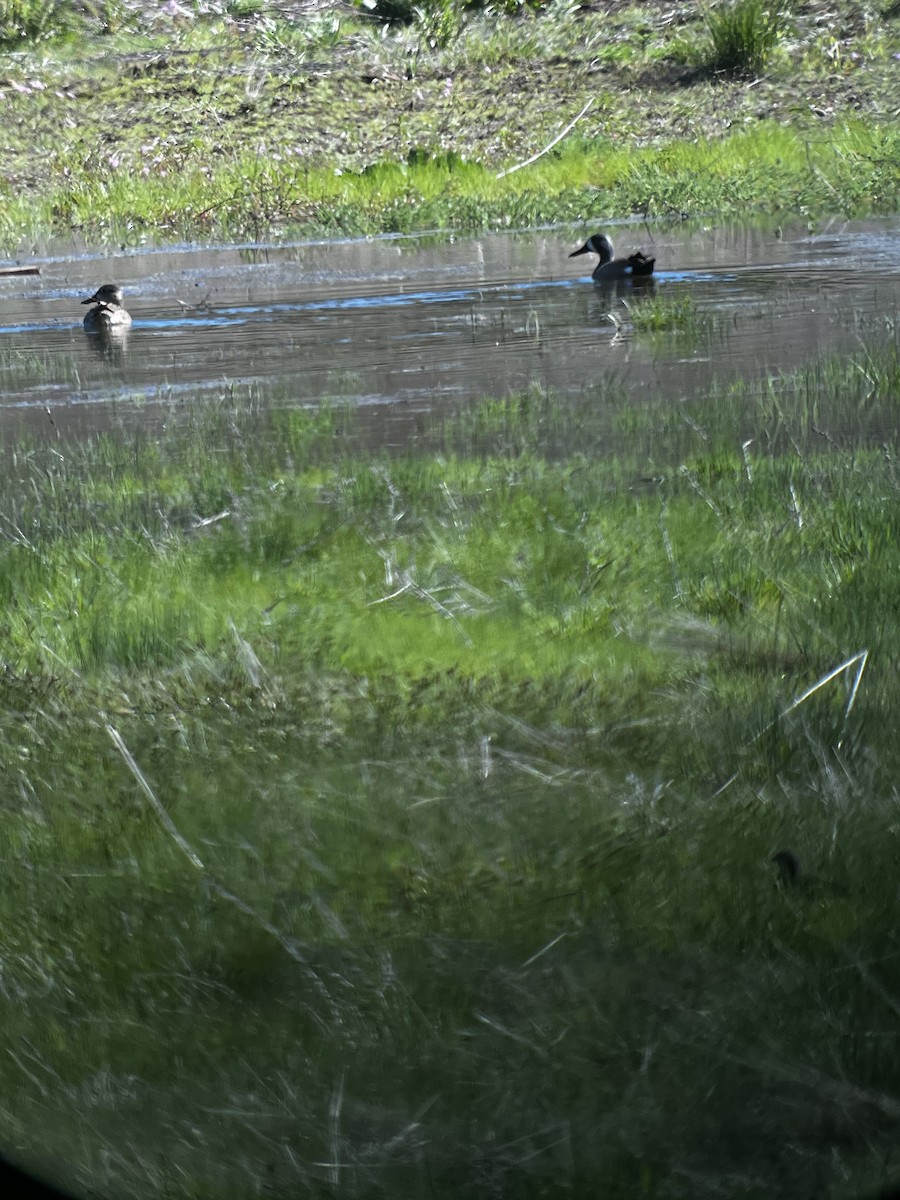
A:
569,233,655,282
82,283,132,332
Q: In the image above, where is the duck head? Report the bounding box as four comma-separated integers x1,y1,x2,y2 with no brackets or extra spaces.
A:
569,234,615,265
82,283,127,309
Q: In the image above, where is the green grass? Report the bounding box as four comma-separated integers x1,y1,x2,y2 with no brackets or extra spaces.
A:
702,0,793,76
0,1,898,246
0,0,136,48
0,117,898,248
2,336,900,1197
0,0,78,48
627,292,717,338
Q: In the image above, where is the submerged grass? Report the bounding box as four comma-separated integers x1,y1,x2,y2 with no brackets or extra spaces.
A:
2,336,900,1196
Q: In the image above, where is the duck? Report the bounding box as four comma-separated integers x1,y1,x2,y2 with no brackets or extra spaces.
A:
771,849,850,898
81,283,132,332
569,233,655,282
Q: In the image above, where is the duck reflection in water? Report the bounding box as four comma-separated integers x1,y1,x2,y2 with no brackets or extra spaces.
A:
569,233,655,285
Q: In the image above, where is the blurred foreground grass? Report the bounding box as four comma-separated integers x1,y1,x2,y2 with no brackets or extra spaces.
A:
2,335,900,1197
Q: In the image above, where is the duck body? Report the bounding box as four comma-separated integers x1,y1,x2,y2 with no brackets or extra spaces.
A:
569,233,655,282
82,283,132,332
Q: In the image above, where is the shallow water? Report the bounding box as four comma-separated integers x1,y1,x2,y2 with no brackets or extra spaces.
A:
1,216,899,444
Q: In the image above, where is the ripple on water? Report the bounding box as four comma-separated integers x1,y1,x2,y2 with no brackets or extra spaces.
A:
0,217,898,444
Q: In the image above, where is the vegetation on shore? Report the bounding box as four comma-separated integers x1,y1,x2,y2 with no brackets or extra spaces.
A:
1,1,899,247
3,335,900,1197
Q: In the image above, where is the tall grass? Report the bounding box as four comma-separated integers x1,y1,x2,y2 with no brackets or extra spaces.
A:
0,0,76,47
703,0,792,75
0,0,132,46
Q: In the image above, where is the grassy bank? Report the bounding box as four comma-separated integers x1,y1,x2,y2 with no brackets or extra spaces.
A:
2,336,900,1197
1,1,899,246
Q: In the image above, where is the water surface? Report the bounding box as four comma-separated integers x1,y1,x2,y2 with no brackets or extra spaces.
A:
1,217,898,444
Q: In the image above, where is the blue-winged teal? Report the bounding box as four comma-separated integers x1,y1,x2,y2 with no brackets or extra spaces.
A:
82,283,132,332
569,233,655,282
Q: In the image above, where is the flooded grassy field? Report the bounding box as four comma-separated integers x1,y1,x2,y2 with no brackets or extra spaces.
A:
2,220,900,1200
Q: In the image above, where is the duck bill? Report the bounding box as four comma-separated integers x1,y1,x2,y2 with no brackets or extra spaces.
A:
81,295,100,305
569,243,592,258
